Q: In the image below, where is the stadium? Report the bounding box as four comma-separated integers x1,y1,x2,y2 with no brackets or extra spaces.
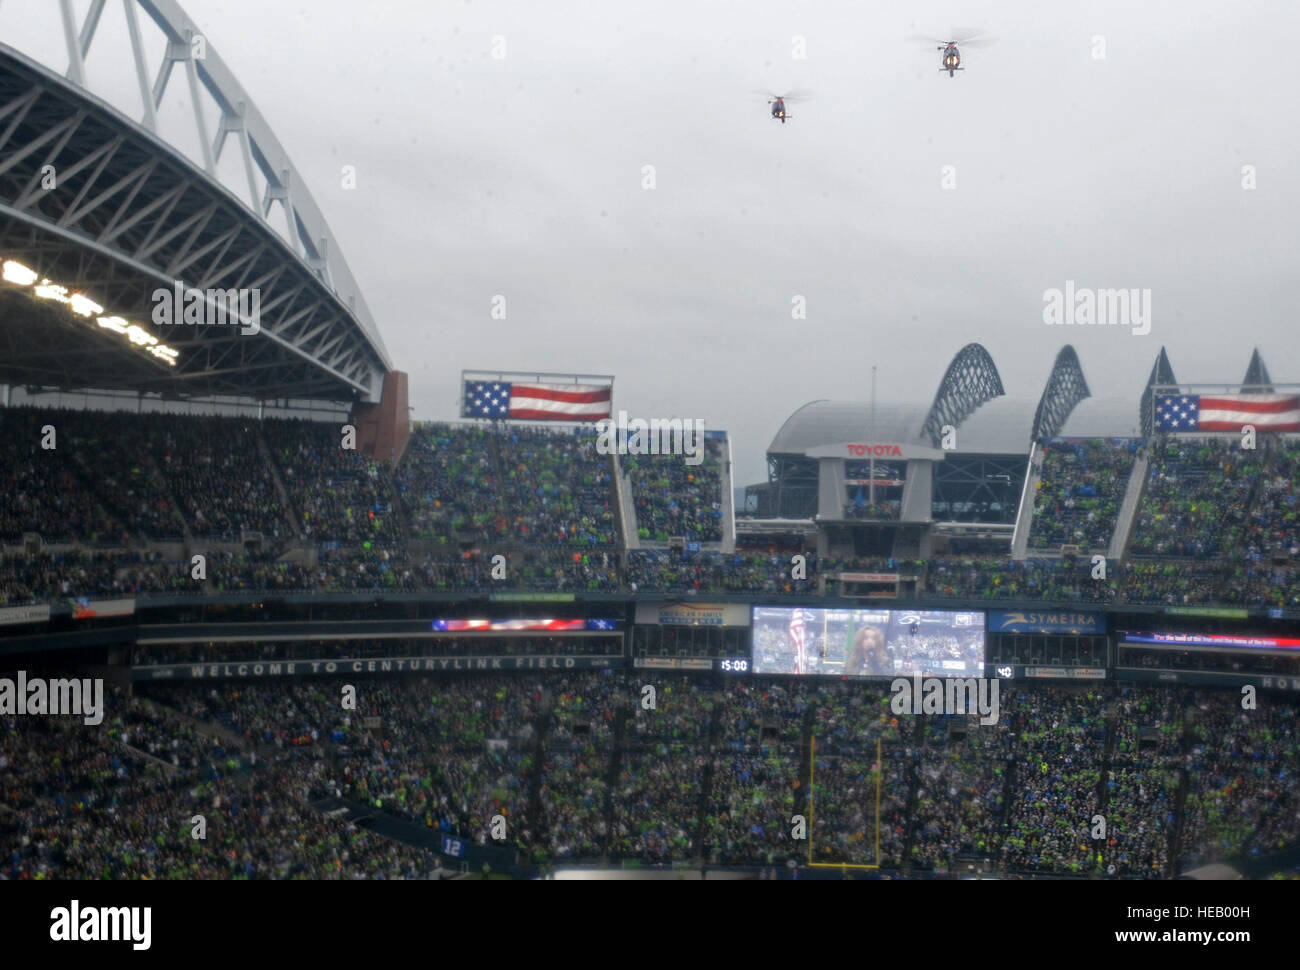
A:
0,1,1297,897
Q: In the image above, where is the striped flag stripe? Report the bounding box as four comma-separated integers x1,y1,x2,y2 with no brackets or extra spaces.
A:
512,384,613,404
1200,419,1300,432
1200,395,1299,415
1199,394,1300,430
789,608,809,674
508,406,612,421
508,382,613,422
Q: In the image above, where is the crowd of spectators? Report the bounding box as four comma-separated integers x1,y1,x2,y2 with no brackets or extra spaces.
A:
534,673,623,861
4,673,1298,878
0,550,193,605
843,501,901,521
910,721,1013,870
807,684,909,868
7,544,1300,609
1181,696,1300,869
999,688,1107,875
626,439,725,543
1099,688,1178,884
152,416,291,541
0,682,438,878
1030,438,1139,552
263,419,401,544
607,743,703,862
626,549,807,595
395,424,619,547
1239,443,1300,561
0,408,129,544
923,557,1115,603
394,424,496,542
704,681,806,866
3,409,1299,612
55,410,184,541
1130,438,1257,559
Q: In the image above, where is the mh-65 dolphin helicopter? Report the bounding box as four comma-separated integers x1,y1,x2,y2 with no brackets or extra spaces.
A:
757,89,812,123
908,30,995,77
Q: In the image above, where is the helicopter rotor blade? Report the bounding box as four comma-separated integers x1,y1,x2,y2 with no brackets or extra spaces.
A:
951,29,995,47
781,89,814,102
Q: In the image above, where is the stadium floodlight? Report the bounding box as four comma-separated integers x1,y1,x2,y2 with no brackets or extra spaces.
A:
68,294,104,318
1,255,179,366
2,260,38,285
125,324,157,346
34,281,70,303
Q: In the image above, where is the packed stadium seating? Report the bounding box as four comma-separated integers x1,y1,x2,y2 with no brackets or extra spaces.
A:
0,683,437,879
2,404,1299,880
394,424,619,547
1029,438,1139,552
1129,438,1257,559
263,418,402,545
0,408,139,544
1239,442,1300,561
625,438,725,543
3,669,1297,879
3,406,1300,613
152,415,293,541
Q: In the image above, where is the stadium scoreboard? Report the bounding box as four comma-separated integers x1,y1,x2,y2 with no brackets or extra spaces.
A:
631,656,752,672
751,606,987,678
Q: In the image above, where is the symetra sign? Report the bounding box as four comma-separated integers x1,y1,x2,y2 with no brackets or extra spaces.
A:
991,610,1104,635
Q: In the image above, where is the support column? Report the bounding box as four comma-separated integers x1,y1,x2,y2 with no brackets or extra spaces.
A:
349,371,410,462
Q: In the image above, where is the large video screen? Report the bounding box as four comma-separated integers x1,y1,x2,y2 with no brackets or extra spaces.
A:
752,607,986,677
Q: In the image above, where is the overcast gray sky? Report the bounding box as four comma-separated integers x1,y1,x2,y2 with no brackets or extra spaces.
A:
3,0,1298,486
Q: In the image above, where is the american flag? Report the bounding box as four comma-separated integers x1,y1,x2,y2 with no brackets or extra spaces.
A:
789,608,814,674
463,380,612,422
1156,393,1300,433
432,618,592,632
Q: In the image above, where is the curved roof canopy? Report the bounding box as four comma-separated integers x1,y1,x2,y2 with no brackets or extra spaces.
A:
768,344,1152,458
1030,345,1091,442
921,343,1006,447
769,400,930,454
0,1,390,403
770,343,1018,456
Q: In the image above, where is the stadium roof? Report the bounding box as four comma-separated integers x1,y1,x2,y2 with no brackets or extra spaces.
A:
949,395,1037,453
769,394,1146,457
769,397,1045,455
768,343,1158,458
0,3,390,404
768,400,930,454
1057,397,1142,438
